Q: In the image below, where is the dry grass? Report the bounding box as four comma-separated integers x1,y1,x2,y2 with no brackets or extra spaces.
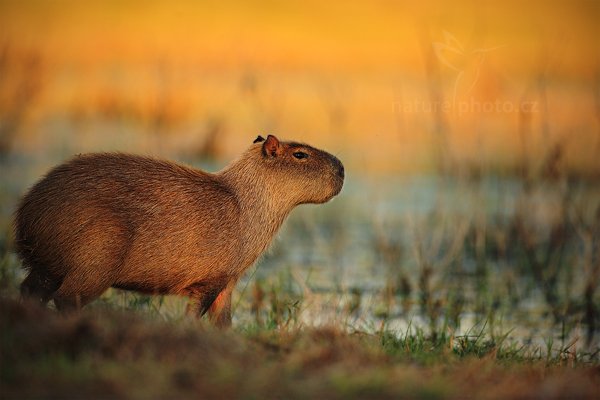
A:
1,297,599,400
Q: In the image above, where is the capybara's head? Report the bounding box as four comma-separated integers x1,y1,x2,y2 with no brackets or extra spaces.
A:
253,135,344,205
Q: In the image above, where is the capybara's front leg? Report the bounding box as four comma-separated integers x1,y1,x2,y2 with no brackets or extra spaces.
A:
208,281,236,328
184,280,227,322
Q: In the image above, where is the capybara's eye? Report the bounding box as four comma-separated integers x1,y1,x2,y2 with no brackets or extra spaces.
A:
293,152,309,159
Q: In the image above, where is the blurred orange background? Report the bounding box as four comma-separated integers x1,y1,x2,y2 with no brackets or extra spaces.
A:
0,0,598,176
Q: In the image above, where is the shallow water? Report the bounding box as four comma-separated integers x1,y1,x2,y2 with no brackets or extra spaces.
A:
247,173,600,351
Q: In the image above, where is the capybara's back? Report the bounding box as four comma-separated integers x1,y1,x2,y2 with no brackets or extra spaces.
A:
15,135,344,326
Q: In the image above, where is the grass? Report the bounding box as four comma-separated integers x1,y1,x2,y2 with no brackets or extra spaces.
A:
1,296,599,400
2,204,598,399
1,164,599,398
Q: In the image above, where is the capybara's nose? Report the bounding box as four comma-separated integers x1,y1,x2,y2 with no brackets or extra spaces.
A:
333,157,344,179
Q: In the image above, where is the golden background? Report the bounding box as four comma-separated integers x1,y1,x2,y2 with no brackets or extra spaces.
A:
1,0,598,176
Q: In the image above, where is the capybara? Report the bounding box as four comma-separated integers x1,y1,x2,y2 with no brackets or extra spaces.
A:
14,135,344,327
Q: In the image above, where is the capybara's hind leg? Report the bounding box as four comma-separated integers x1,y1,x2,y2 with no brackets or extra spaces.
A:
52,271,113,311
20,270,62,306
51,214,128,311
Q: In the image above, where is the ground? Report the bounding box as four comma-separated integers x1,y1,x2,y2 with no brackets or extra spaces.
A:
1,297,599,400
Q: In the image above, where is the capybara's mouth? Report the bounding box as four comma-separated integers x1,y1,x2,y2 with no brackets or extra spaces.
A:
329,170,344,199
311,173,344,204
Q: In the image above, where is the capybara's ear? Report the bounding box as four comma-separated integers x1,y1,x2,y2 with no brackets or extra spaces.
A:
262,135,281,157
253,135,265,143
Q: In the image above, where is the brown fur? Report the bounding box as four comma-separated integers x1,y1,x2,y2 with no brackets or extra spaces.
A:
14,135,344,327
